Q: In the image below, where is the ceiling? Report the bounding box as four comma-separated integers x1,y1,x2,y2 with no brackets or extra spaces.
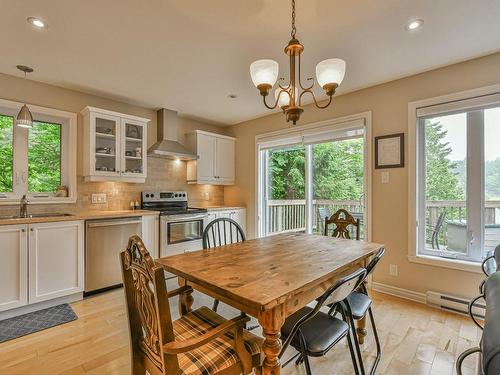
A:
2,0,500,125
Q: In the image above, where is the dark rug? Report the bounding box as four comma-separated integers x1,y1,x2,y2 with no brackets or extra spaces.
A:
0,304,77,343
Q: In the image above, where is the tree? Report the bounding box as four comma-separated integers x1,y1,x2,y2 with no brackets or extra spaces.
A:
424,120,464,201
0,115,14,192
267,138,364,201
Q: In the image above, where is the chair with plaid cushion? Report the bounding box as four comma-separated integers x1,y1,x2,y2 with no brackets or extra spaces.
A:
121,235,263,375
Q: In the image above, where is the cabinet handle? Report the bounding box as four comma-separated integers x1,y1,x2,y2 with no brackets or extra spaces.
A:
30,228,34,232
21,228,26,232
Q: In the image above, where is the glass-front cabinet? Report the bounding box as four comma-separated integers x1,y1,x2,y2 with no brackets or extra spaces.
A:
82,107,149,183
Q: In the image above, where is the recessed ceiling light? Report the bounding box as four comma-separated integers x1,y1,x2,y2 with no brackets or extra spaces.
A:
228,94,238,99
405,19,424,31
27,17,47,29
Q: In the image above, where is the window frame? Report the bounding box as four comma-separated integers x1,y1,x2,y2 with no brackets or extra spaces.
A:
408,84,500,273
0,99,77,204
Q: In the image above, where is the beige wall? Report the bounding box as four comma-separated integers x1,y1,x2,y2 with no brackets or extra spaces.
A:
224,52,500,299
0,73,228,213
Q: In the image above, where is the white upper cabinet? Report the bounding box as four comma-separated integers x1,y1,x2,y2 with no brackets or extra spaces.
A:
82,107,149,183
186,130,235,185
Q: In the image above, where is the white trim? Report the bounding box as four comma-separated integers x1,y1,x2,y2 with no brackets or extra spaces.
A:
254,111,373,241
188,129,235,140
408,84,500,270
408,254,482,274
81,106,150,123
371,281,427,304
0,292,82,320
0,98,77,204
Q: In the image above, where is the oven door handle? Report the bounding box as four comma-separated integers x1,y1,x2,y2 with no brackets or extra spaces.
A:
164,213,208,221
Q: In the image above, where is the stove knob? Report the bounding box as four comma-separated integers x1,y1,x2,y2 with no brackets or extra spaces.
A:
174,193,178,197
151,194,155,198
145,194,150,198
183,193,186,197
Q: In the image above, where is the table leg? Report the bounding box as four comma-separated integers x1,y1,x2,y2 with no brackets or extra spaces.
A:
356,316,367,345
258,309,285,375
179,285,194,316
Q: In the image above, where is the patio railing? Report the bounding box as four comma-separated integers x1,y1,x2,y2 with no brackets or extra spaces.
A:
266,199,500,245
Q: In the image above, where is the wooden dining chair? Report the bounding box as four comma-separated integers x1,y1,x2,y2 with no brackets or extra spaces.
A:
203,218,246,312
121,235,263,375
279,268,368,375
324,208,360,240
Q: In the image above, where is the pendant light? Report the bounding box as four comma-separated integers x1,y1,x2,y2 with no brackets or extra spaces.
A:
16,65,34,129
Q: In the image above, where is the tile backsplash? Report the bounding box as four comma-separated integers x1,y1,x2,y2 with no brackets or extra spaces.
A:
1,157,223,214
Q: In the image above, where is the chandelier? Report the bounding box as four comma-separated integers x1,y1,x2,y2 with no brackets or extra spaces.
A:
250,0,346,125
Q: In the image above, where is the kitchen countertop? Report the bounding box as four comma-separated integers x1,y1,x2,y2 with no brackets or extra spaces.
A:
201,206,246,211
0,209,160,226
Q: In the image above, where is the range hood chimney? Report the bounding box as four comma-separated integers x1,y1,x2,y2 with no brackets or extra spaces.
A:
147,108,198,160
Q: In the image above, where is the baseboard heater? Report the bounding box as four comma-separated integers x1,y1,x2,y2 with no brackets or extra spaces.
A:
426,291,485,319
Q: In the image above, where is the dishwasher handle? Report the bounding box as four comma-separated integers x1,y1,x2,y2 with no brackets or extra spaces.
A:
87,218,143,228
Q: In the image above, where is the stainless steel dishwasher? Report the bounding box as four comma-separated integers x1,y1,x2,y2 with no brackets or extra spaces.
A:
85,217,143,295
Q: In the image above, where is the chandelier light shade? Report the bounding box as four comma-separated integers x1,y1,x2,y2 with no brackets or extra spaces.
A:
250,59,279,95
316,58,346,91
15,65,34,129
16,104,34,128
250,0,346,124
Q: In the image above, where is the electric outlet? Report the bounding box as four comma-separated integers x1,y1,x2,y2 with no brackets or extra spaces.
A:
91,193,107,204
203,191,210,201
389,264,398,276
381,171,390,184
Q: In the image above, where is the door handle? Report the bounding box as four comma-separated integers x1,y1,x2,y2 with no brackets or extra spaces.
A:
468,230,475,246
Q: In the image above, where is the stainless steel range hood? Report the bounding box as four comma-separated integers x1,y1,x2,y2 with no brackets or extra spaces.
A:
147,108,198,160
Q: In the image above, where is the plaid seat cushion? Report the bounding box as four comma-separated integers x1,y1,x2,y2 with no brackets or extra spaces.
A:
173,306,262,375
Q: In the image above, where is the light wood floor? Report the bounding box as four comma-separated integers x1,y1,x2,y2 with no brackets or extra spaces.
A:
0,287,481,375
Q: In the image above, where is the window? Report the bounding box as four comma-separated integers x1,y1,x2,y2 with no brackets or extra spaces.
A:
257,114,371,239
415,92,500,263
0,99,76,203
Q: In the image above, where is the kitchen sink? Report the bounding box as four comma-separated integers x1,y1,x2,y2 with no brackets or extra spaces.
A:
0,213,74,219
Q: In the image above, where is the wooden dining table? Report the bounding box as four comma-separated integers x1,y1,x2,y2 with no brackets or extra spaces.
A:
156,232,384,375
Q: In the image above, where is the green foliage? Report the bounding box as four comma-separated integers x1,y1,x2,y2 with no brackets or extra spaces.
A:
0,115,61,193
28,121,61,192
0,115,14,192
267,138,364,201
425,120,465,201
486,158,500,200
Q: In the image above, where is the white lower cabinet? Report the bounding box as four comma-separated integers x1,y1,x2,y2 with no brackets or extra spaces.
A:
29,221,84,304
204,208,246,236
142,215,159,258
0,225,28,312
0,220,84,312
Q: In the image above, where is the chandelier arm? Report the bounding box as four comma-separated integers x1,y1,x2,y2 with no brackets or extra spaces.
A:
263,89,288,110
297,53,315,91
298,89,333,109
278,79,291,91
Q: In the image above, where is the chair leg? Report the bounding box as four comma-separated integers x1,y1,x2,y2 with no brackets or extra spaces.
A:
299,336,313,375
342,302,366,375
212,299,219,312
346,329,361,375
367,306,381,375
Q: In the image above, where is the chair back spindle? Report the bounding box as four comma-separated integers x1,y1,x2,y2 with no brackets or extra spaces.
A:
324,209,360,240
203,218,246,249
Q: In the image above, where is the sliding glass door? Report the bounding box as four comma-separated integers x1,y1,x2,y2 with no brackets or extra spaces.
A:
257,120,368,238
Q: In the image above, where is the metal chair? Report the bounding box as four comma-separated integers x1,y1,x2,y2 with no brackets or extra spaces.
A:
279,268,367,375
203,217,246,313
336,248,385,375
324,209,360,240
429,211,446,250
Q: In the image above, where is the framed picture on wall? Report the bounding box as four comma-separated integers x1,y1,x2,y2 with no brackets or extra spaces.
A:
375,133,404,169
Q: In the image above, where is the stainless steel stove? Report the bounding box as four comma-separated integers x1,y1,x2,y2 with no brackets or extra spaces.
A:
142,191,207,260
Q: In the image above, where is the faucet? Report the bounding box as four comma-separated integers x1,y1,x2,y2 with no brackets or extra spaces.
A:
20,194,29,218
